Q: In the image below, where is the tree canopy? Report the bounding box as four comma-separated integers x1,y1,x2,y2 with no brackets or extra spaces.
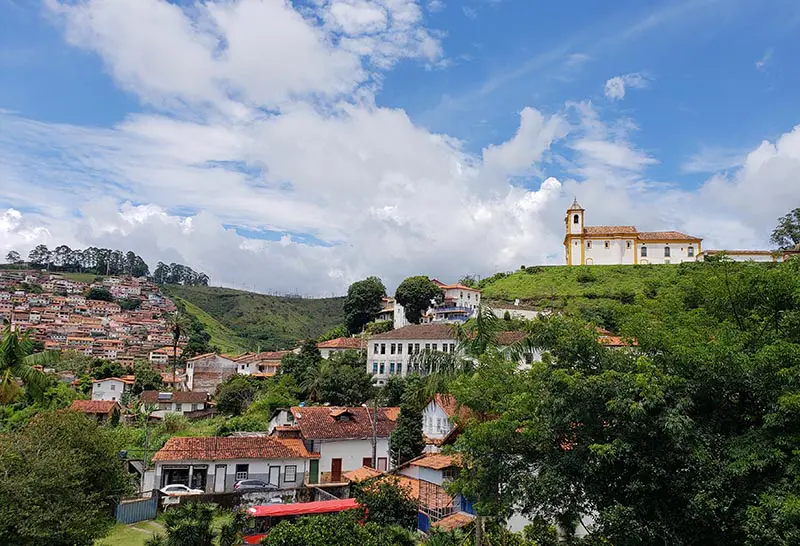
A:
450,259,800,546
395,276,444,324
26,244,150,276
343,277,387,334
771,208,800,250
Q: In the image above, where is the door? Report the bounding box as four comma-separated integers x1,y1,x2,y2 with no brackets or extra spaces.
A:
268,466,280,487
362,457,373,468
214,464,227,492
331,458,342,483
308,460,319,484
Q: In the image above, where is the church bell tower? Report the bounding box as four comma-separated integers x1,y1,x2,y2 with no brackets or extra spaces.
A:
564,198,585,265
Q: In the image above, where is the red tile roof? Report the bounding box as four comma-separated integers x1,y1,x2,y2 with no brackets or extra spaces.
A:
370,323,456,341
316,337,364,349
342,466,384,483
495,331,526,346
235,351,291,363
637,230,701,241
91,376,134,385
289,406,399,440
584,225,638,235
410,453,461,470
432,512,475,531
69,400,120,414
152,436,316,461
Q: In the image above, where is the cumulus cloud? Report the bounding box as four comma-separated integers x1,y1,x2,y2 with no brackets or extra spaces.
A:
604,72,649,101
1,0,796,296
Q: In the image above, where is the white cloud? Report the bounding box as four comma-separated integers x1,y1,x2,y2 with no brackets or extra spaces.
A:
755,48,772,71
604,72,649,101
462,6,477,19
681,147,745,173
427,0,445,12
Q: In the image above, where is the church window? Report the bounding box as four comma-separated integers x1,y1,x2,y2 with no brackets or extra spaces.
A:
573,214,579,224
604,241,609,249
664,246,671,258
641,246,647,257
587,241,592,249
688,246,695,257
627,241,632,249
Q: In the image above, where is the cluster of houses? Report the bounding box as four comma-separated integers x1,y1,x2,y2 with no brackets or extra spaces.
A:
0,270,179,365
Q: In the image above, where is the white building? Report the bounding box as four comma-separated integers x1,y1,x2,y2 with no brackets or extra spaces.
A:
91,377,134,402
392,280,482,329
269,405,399,484
316,337,364,359
422,394,464,451
564,199,703,265
698,249,796,262
153,435,317,493
235,351,290,376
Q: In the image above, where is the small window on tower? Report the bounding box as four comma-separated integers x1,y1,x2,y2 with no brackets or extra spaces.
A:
587,241,592,249
626,241,632,249
604,241,609,249
573,214,579,224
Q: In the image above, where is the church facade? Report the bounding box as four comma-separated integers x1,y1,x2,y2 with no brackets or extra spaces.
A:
564,199,703,266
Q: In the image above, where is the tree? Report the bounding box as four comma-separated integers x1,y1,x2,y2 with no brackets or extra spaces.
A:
314,352,375,406
395,276,443,324
215,374,261,416
4,251,21,265
280,339,322,386
318,324,349,342
343,277,387,334
771,207,800,249
263,510,415,546
27,244,51,269
165,311,191,385
119,298,142,311
353,477,418,530
89,359,125,380
450,260,800,546
0,327,53,404
458,274,477,288
86,286,113,302
161,502,215,546
0,411,132,546
389,376,425,467
131,362,163,395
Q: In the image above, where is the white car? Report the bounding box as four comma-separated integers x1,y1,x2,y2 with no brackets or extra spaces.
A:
159,484,204,496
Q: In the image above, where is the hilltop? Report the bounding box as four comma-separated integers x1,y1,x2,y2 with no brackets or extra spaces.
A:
162,285,345,351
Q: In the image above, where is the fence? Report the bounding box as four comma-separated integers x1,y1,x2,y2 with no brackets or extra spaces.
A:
116,494,158,524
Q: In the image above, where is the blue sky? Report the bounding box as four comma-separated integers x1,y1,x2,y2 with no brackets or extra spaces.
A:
1,0,799,294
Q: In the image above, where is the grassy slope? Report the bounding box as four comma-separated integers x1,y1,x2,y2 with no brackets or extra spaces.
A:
481,264,685,308
60,272,105,283
171,296,249,354
94,521,164,546
163,286,345,350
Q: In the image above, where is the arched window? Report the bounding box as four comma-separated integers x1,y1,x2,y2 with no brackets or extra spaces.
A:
641,246,647,257
664,246,671,257
573,214,579,224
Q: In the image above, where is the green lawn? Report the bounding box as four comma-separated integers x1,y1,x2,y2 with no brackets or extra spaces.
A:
172,296,249,354
95,520,164,546
61,272,104,283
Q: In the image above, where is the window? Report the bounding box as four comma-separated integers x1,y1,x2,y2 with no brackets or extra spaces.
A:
450,344,455,353
389,362,396,374
396,362,402,375
284,465,297,483
407,344,413,354
176,403,182,411
191,404,197,411
235,464,249,480
587,241,592,249
379,363,385,375
626,241,632,249
604,241,609,249
377,458,388,471
110,384,116,391
436,417,442,432
397,344,402,355
432,344,438,351
425,343,431,351
362,457,373,468
641,246,647,257
390,343,396,355
688,246,695,257
372,362,378,374
380,344,386,355
373,343,378,354
241,364,246,370
664,246,671,257
573,214,579,224
414,343,420,354
442,344,448,353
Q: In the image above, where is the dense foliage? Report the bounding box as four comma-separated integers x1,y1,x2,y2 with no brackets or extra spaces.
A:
86,286,114,302
343,276,387,334
0,411,132,546
24,244,150,277
152,261,210,286
353,477,418,530
389,375,425,466
281,343,374,405
263,510,416,546
451,259,800,546
395,276,444,324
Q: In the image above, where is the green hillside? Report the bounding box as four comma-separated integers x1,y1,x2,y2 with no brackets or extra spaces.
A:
163,285,345,350
170,295,248,354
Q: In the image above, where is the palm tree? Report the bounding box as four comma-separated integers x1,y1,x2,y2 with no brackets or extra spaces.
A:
301,360,332,402
0,326,56,404
165,311,191,386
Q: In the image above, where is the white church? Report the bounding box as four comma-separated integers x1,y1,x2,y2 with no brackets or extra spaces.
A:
563,199,703,265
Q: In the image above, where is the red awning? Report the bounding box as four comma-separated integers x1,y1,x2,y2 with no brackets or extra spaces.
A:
246,498,360,518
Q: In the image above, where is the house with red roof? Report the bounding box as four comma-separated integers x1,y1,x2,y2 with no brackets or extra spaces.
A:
316,337,364,359
269,405,400,484
152,435,318,494
69,399,121,423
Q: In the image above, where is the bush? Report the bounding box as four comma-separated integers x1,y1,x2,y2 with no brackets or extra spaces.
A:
576,269,596,283
163,412,189,433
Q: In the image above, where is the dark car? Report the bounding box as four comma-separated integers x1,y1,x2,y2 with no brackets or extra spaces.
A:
234,479,278,491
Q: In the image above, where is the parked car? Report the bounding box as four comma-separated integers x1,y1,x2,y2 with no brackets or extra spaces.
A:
159,484,204,496
234,479,279,491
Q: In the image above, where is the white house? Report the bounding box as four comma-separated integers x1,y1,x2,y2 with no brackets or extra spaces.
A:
139,390,211,418
91,377,134,402
269,405,399,484
564,199,703,265
698,249,796,262
152,435,318,493
392,281,482,329
421,394,468,452
235,351,290,376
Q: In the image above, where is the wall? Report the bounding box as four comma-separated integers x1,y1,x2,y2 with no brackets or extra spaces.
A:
422,402,452,440
91,379,127,401
151,401,207,419
583,239,636,265
186,355,237,392
367,336,456,385
155,457,310,493
317,438,391,475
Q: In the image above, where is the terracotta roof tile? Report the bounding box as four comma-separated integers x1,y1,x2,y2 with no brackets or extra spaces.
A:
316,337,364,349
342,466,384,483
432,512,475,531
69,400,120,414
152,436,316,461
584,225,638,235
289,406,399,440
637,231,701,241
410,453,461,470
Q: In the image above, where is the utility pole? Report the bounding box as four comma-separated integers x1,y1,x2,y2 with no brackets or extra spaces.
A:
362,398,378,468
